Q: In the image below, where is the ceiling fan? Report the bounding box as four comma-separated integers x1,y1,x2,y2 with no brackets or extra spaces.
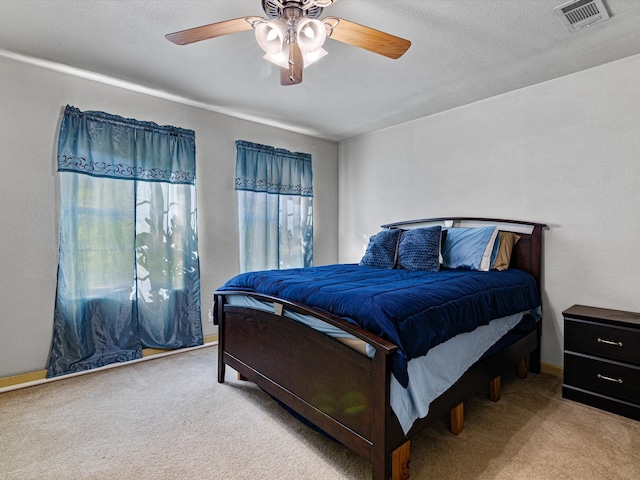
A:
165,0,411,86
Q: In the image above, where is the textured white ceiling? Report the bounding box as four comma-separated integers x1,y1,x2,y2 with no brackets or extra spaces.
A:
1,0,640,141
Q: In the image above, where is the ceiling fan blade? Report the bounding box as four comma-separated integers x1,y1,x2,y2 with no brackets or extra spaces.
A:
324,17,411,59
280,43,304,86
166,17,258,45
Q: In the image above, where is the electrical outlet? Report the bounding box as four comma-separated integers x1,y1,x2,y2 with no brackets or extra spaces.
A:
208,309,214,323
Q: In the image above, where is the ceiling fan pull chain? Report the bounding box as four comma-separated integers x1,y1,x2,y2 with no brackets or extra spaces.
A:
288,41,296,82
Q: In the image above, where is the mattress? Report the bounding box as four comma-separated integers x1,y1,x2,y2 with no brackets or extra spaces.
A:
217,263,541,388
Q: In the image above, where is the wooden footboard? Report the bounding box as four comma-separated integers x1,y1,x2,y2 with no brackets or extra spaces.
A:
216,294,400,479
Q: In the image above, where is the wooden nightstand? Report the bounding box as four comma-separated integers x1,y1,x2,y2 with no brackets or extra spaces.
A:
562,304,640,421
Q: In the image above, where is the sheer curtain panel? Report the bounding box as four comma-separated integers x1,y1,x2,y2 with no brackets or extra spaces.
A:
235,140,313,272
47,106,202,378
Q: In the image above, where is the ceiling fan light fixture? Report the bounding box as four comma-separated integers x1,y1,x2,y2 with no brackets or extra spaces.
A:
296,18,327,53
255,19,286,55
263,44,326,69
263,49,290,69
302,46,328,67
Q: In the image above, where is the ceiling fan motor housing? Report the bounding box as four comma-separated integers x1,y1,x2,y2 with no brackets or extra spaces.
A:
262,0,324,20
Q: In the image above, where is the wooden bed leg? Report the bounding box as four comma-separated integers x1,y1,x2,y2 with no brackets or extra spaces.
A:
450,403,464,435
529,321,542,374
489,376,501,402
392,441,411,480
218,361,226,384
237,372,248,381
518,357,528,379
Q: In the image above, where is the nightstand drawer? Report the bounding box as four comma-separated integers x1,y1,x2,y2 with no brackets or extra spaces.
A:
564,318,640,365
564,352,640,404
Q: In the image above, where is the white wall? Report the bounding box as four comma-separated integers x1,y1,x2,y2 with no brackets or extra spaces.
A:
0,55,338,378
338,53,640,369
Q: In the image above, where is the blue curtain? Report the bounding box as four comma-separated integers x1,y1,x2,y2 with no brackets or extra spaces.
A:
47,106,202,378
235,140,313,272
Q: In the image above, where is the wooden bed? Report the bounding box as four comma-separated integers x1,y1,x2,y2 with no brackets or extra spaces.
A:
214,217,546,480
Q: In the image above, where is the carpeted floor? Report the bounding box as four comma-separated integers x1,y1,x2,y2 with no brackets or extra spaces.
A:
0,346,638,479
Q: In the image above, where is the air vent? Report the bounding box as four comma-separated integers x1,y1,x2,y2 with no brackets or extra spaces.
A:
553,0,610,32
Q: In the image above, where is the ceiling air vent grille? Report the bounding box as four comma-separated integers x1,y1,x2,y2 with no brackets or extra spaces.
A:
553,0,610,32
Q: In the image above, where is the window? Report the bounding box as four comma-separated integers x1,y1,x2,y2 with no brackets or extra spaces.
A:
235,140,313,272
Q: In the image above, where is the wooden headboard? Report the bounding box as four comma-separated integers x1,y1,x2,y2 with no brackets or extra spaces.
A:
380,217,547,290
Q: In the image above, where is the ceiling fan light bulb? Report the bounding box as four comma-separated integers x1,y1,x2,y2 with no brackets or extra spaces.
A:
296,18,326,53
303,26,314,39
255,20,286,55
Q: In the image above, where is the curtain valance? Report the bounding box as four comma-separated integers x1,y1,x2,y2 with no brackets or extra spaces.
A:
235,140,313,197
57,105,196,185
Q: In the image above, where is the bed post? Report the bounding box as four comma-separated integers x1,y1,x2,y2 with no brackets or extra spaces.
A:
530,224,543,291
371,348,393,480
214,293,226,383
529,224,544,374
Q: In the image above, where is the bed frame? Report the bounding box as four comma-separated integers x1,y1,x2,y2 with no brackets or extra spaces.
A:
214,217,546,480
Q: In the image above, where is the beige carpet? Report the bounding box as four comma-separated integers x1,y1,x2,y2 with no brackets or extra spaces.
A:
1,346,638,479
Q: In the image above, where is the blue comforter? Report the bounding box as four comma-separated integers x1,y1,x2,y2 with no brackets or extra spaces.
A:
217,264,540,388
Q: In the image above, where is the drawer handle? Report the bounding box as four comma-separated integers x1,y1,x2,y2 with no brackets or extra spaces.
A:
597,374,623,384
597,338,623,347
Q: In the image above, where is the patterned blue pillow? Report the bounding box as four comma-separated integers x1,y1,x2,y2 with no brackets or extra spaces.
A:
359,229,402,269
397,226,442,272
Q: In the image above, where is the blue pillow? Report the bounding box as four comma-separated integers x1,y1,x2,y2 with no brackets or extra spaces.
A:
397,226,442,272
359,229,402,269
442,226,499,271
